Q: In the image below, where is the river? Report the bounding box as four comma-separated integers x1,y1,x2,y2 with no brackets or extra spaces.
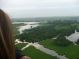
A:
13,22,39,34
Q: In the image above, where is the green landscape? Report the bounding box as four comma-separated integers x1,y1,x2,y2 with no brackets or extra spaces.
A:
13,17,79,59
2,0,79,59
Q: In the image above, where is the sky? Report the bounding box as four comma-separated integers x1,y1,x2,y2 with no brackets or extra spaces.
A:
0,0,79,18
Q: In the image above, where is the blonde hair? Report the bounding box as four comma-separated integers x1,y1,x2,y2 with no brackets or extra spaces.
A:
0,9,16,59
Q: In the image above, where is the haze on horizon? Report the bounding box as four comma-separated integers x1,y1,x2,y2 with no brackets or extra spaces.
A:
0,0,79,18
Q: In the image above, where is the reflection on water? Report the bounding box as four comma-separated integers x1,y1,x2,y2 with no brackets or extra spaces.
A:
13,22,40,34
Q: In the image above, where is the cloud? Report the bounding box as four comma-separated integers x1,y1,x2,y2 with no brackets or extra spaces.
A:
1,0,79,18
1,0,77,8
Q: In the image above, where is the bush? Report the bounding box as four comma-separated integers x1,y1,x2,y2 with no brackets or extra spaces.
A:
54,35,72,47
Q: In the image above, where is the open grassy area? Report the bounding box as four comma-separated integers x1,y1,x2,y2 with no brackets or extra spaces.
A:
16,43,27,49
22,46,58,59
40,39,79,59
16,44,58,59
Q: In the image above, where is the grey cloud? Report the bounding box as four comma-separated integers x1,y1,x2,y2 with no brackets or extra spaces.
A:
1,0,79,18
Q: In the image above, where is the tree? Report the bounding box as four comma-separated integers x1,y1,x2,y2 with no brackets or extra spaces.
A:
54,35,72,47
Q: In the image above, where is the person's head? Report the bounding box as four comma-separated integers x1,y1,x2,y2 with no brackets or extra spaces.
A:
0,9,16,59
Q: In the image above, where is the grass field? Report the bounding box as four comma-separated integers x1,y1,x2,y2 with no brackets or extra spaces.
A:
40,39,79,59
23,46,58,59
16,43,27,49
16,44,58,59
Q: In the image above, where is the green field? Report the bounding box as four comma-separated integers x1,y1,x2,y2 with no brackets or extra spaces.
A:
40,39,79,59
23,46,57,59
16,44,58,59
16,43,27,49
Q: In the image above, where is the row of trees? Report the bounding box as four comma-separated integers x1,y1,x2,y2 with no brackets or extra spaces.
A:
16,20,78,46
53,35,72,47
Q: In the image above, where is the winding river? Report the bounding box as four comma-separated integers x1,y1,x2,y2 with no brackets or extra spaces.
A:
13,22,39,34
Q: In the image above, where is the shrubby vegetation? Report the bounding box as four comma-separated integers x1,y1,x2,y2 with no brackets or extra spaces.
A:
40,39,79,59
16,20,79,43
53,35,72,46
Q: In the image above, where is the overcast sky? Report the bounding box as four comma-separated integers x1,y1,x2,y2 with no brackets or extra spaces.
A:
0,0,79,18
